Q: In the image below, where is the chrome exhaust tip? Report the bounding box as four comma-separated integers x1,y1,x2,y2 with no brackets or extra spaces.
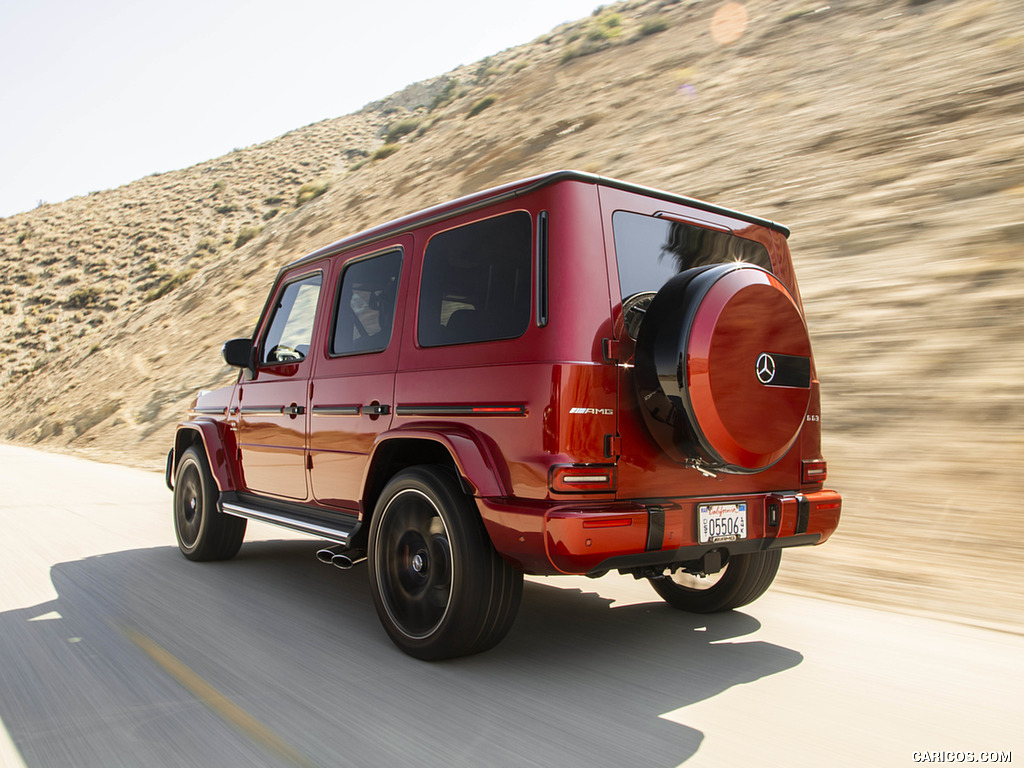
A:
331,551,367,570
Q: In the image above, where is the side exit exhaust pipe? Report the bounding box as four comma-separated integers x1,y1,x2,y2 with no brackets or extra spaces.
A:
316,546,366,570
331,551,366,570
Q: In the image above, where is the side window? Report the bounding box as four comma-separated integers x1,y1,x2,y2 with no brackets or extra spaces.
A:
418,211,532,347
331,249,402,356
612,211,772,300
261,273,322,364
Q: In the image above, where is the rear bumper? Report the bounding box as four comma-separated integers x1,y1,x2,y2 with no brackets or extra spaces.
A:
477,489,841,576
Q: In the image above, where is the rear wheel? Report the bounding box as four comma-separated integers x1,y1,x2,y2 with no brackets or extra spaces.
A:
368,466,523,660
648,550,781,613
173,446,246,561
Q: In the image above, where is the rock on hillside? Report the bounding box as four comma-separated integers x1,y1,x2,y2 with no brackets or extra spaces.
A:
1,0,1023,628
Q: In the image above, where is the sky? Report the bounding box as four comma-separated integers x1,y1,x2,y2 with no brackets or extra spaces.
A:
0,0,603,218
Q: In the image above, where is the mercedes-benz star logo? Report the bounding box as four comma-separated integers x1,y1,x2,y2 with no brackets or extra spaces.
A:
756,353,777,384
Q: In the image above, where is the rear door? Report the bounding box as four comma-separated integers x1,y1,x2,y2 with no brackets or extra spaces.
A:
307,238,410,511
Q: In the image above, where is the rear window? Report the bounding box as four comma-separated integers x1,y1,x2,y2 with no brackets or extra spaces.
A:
418,212,532,347
612,211,772,299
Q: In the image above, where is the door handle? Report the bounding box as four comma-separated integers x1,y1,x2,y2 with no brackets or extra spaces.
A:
284,404,305,416
364,403,390,416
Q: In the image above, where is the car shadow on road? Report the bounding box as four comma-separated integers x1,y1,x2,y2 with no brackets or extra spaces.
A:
0,540,803,768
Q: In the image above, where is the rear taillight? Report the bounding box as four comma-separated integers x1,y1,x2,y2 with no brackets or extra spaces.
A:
802,459,828,484
549,464,618,493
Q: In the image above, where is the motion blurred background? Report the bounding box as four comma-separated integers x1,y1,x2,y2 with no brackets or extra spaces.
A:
1,0,1022,629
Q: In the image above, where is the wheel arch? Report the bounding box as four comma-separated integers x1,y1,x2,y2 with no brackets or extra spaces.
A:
359,426,509,542
171,421,238,493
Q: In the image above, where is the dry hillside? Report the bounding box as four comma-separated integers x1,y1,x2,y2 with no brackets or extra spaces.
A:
2,0,1023,630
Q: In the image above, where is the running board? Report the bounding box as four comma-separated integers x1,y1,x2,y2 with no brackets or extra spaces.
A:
220,493,359,545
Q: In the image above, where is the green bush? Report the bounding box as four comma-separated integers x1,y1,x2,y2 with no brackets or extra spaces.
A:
384,118,422,143
587,12,623,40
429,79,460,112
234,226,262,249
145,269,197,302
372,144,400,161
639,17,670,36
296,180,330,206
65,286,103,309
466,96,496,119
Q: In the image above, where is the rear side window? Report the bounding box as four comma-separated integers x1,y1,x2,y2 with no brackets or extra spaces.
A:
331,250,402,356
613,211,772,299
418,212,532,347
261,273,322,364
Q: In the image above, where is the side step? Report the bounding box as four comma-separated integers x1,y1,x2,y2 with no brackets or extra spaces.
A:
219,492,359,546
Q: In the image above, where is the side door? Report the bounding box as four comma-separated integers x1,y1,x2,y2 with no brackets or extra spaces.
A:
308,239,409,511
236,264,326,500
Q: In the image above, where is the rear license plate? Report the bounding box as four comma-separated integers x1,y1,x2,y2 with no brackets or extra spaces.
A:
698,503,748,543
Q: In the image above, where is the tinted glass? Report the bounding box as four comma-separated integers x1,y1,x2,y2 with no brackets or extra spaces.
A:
612,211,772,299
332,250,402,356
262,273,322,364
418,212,532,347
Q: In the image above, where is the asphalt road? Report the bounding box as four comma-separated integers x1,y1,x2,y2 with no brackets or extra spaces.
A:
1,443,1020,768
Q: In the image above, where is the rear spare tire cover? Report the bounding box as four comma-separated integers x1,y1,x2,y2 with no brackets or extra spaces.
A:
634,263,812,473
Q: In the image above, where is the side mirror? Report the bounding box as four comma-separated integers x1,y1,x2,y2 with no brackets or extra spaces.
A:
222,337,255,379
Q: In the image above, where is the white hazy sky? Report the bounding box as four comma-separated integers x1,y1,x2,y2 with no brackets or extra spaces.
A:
0,0,602,218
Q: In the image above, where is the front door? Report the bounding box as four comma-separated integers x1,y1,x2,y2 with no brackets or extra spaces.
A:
237,266,325,500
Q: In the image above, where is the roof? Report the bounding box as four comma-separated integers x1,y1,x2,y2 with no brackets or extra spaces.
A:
286,170,790,270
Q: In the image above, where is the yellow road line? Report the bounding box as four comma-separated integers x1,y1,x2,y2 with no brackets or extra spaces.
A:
123,628,317,768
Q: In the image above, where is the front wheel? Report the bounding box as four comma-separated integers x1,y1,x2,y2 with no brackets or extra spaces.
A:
173,446,246,561
648,550,781,613
368,466,523,660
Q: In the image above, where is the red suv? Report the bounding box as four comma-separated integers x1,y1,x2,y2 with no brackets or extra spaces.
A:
168,171,841,659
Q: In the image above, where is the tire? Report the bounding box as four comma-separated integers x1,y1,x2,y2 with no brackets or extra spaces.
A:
368,466,523,660
648,550,781,613
173,446,246,561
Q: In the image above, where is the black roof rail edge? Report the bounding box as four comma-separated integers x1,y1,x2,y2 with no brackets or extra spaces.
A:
282,170,790,272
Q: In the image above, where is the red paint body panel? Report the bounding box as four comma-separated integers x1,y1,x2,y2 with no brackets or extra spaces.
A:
174,172,840,577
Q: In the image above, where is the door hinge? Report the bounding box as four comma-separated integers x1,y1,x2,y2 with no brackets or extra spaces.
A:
602,338,620,364
604,434,621,459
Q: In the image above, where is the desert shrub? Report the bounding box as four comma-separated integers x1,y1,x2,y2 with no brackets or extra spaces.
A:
215,204,238,215
562,39,606,62
195,237,218,253
234,226,262,248
588,12,623,40
263,195,285,205
429,79,460,112
65,286,103,308
384,118,422,143
296,180,330,206
639,17,670,36
372,144,400,161
466,96,496,119
263,208,279,221
145,269,196,302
